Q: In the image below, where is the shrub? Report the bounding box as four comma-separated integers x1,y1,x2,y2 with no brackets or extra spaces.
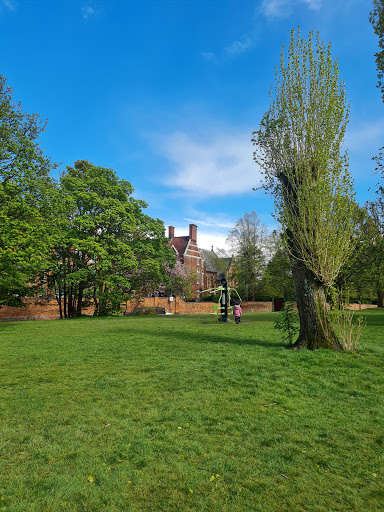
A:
131,307,165,316
332,311,365,351
274,302,299,346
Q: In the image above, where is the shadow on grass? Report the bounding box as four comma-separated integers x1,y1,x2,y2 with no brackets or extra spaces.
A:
113,323,287,349
0,322,21,331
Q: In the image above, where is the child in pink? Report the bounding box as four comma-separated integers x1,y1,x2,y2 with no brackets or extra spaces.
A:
233,302,242,324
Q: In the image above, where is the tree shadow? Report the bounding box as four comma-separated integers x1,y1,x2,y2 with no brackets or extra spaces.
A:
0,321,21,331
115,322,287,349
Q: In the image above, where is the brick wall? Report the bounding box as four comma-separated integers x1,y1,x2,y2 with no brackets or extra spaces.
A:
241,302,273,312
0,298,93,322
0,297,377,321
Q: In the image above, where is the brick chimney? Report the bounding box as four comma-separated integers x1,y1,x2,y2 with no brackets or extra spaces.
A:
189,224,197,242
168,226,175,240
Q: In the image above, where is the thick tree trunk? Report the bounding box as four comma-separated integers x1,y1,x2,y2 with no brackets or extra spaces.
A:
378,289,384,308
291,261,343,351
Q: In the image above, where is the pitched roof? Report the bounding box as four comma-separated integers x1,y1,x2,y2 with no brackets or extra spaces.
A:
201,249,217,272
201,249,233,273
169,236,189,257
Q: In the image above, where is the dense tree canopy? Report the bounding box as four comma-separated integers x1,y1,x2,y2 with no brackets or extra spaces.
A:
44,160,173,317
0,74,56,307
0,75,174,315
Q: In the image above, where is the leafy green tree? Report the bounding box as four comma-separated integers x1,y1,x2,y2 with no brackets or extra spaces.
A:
253,30,357,350
47,160,172,317
260,235,295,300
370,0,384,101
334,207,383,308
0,74,56,307
226,211,270,301
368,191,384,307
370,1,384,201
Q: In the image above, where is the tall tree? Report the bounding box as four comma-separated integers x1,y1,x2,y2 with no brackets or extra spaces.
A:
253,30,357,350
370,0,384,102
226,211,270,301
0,74,56,307
368,185,384,307
47,160,172,317
370,1,384,190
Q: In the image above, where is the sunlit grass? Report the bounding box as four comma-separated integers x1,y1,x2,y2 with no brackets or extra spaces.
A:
1,311,383,511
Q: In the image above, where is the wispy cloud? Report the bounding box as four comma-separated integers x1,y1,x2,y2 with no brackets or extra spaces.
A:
81,4,96,19
345,118,384,153
184,216,234,230
260,0,322,18
224,36,253,57
201,51,216,62
158,129,263,197
1,0,17,11
202,35,253,63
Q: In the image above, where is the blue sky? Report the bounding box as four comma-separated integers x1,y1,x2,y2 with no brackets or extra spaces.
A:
1,0,382,250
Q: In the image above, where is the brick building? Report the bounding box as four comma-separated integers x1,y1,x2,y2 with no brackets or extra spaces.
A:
167,224,235,299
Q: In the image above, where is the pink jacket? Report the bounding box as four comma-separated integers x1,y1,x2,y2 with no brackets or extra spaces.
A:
233,305,242,317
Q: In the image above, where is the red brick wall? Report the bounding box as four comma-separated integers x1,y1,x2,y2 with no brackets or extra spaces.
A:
0,298,93,321
1,297,376,321
241,302,273,312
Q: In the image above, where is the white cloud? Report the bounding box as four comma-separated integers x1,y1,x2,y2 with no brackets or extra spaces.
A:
260,0,290,18
196,230,231,252
202,36,252,63
302,0,322,9
345,118,384,152
170,223,231,252
184,216,234,230
1,0,16,10
225,36,252,56
82,5,96,19
260,0,322,18
158,130,263,197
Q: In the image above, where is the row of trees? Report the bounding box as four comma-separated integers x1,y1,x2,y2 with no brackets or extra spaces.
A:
225,208,383,308
0,75,175,316
225,212,294,302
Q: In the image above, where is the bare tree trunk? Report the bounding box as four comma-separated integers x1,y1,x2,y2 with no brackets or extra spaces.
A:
378,289,384,308
57,285,63,319
291,261,343,351
68,285,73,318
77,283,83,316
63,275,67,319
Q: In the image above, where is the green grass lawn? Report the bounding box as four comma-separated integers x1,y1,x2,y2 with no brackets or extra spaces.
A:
1,311,384,512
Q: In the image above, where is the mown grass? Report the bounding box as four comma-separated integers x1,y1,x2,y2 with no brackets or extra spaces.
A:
1,311,384,512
